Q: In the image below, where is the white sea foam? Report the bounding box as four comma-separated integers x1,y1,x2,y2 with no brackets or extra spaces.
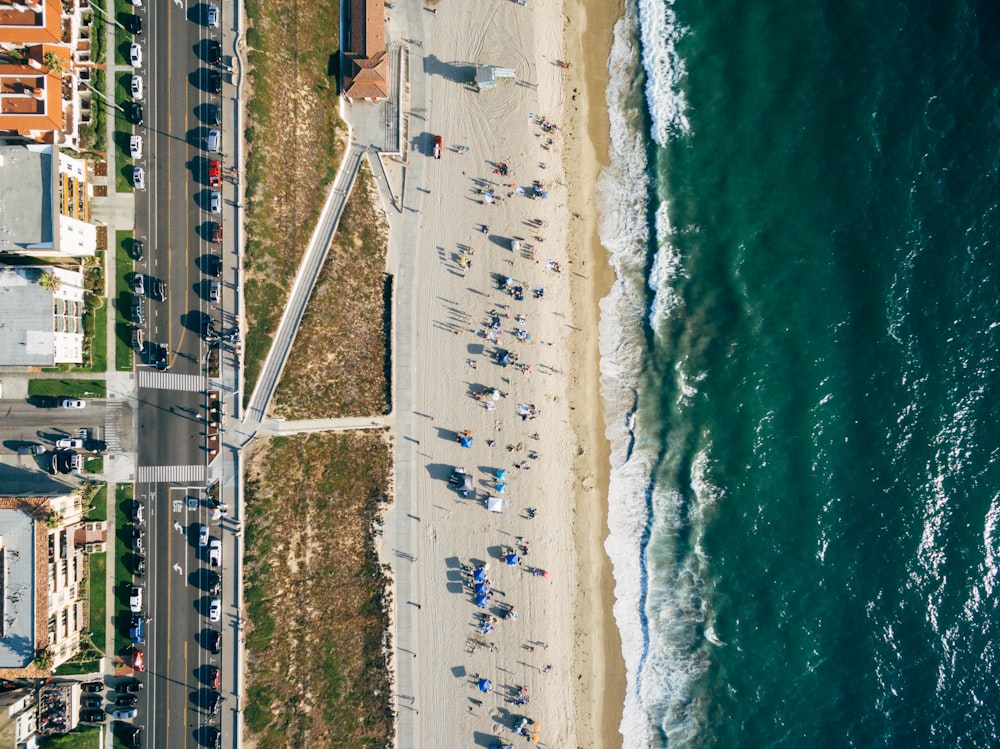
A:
637,0,689,145
598,0,698,744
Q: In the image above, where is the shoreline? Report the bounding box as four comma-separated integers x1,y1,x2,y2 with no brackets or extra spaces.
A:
563,0,627,744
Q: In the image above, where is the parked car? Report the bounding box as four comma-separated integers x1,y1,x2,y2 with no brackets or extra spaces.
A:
207,629,222,653
117,678,143,694
129,585,142,613
208,159,221,187
131,327,144,352
205,254,222,277
122,725,142,748
81,696,103,709
209,279,221,302
206,129,221,153
207,725,222,749
206,4,219,27
110,707,137,720
132,502,144,525
207,571,221,596
132,239,144,260
129,43,142,68
16,444,45,456
129,135,142,159
198,524,210,547
132,296,145,324
115,693,138,707
206,103,221,126
60,399,86,409
132,166,145,190
208,665,221,690
152,342,169,370
208,223,222,245
132,273,145,296
433,134,442,159
206,690,221,716
80,709,106,723
55,438,84,449
152,277,167,301
209,190,221,214
125,13,142,34
128,102,143,125
81,681,105,693
207,40,222,65
130,74,143,100
131,648,144,672
133,556,146,577
132,529,144,554
208,537,221,566
208,598,221,622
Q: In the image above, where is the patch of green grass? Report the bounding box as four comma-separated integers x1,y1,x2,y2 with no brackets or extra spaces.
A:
38,724,100,748
115,230,135,371
88,484,108,522
89,552,107,651
28,379,107,398
84,456,105,474
53,659,100,676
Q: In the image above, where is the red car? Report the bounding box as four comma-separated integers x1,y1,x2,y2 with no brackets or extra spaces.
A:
433,135,442,159
208,665,221,690
132,649,144,672
209,222,223,244
208,160,221,188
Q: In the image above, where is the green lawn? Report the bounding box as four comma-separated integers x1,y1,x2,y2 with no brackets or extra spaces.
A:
114,0,131,67
37,724,100,748
88,484,108,522
114,485,134,659
89,552,107,655
28,379,107,398
84,456,105,475
115,230,135,371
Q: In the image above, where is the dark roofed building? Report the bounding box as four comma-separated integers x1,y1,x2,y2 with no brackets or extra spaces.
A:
341,0,388,101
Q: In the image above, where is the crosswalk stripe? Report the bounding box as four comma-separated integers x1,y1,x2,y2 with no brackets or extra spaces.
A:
137,465,206,484
138,371,205,392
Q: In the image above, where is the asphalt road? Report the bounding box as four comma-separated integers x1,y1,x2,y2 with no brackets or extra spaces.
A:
129,1,227,746
0,401,109,451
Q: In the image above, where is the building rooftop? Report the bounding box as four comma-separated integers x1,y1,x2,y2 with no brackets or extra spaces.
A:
0,266,84,366
0,144,56,254
0,0,62,45
342,0,388,100
0,509,35,670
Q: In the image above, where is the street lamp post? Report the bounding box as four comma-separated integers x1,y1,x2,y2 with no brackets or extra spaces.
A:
88,1,127,31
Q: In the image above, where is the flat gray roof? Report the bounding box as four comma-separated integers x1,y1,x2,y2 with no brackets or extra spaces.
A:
0,145,56,253
0,267,56,367
0,509,35,669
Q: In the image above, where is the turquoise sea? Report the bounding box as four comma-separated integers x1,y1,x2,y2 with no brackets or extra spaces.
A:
597,0,1000,746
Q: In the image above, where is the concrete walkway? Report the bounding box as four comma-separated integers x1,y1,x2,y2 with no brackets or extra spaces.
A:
259,415,390,435
237,140,365,438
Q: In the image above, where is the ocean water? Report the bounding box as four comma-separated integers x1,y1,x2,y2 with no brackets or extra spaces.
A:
597,0,1000,746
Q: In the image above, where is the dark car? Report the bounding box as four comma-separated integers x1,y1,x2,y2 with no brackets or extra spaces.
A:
132,239,144,261
116,722,142,748
128,102,143,125
152,342,169,370
124,13,142,34
205,254,222,277
152,278,167,301
133,555,146,577
80,709,106,723
208,572,221,596
201,317,217,341
208,222,222,244
81,696,103,709
55,451,73,474
206,103,221,126
129,616,144,644
207,630,222,654
117,678,143,694
207,40,222,65
207,690,221,716
207,70,222,94
81,681,105,693
33,396,60,408
131,528,144,554
115,693,138,707
207,665,221,690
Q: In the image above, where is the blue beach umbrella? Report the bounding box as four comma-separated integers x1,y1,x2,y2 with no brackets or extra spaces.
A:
460,435,473,448
496,469,507,480
475,594,489,608
473,567,487,582
478,678,492,693
505,552,519,566
496,482,507,494
475,582,490,596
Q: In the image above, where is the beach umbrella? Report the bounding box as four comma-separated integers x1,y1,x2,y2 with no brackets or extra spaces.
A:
460,435,473,448
478,678,492,693
480,619,494,634
505,551,520,566
474,582,490,596
486,495,504,514
496,482,507,494
496,468,507,480
473,566,487,582
475,594,489,608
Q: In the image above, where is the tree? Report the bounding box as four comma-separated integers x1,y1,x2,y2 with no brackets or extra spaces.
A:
45,511,62,529
33,647,52,672
39,270,61,292
43,52,64,73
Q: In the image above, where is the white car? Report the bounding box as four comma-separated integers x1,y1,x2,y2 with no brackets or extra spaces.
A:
133,166,145,190
209,191,221,213
132,273,145,296
110,708,137,720
130,43,142,68
208,598,221,622
129,135,142,159
198,524,209,547
55,438,84,449
129,0,141,6
60,399,85,409
129,585,143,613
206,4,219,27
208,537,221,567
131,74,143,100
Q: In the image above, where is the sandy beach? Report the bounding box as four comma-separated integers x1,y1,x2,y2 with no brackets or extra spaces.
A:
383,0,624,744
